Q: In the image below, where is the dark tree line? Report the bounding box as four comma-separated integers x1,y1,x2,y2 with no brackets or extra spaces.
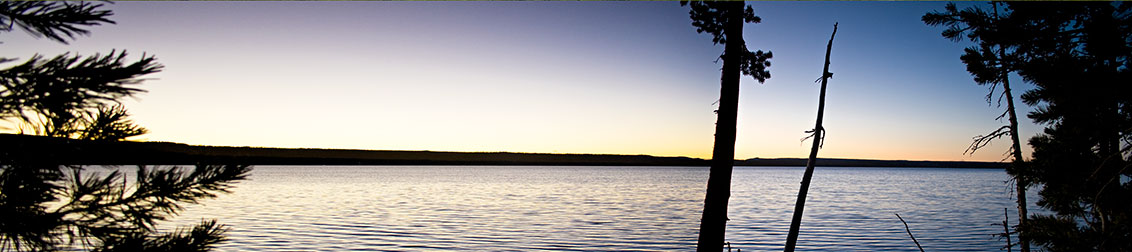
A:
0,2,249,251
926,2,1131,251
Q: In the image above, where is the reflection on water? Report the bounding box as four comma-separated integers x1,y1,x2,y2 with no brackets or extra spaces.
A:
161,166,1036,251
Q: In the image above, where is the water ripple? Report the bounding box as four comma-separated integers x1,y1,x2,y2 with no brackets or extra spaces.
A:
160,166,1037,251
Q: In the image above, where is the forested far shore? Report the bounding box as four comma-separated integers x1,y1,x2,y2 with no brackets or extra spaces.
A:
1,134,1005,168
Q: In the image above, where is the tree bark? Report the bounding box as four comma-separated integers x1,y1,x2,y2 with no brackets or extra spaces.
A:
994,3,1028,248
695,2,745,251
991,3,1028,251
1003,74,1030,252
783,23,836,252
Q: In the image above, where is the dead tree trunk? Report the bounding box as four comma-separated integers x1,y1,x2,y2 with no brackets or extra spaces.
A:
784,23,837,252
695,2,746,251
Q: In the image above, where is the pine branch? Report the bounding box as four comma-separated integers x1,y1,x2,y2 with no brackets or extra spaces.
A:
0,51,162,137
46,165,251,248
77,105,147,141
0,1,115,44
682,1,772,83
0,164,68,251
95,219,229,252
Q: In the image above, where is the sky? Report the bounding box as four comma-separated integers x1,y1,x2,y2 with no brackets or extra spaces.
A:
0,1,1043,162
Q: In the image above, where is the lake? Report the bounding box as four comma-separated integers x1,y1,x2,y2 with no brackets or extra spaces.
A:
160,166,1036,251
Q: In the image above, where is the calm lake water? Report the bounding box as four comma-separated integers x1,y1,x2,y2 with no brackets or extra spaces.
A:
160,166,1036,251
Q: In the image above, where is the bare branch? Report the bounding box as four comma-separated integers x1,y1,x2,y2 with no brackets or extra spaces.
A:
986,81,1001,106
799,127,826,148
996,107,1010,121
1000,146,1014,162
996,88,1007,108
895,213,926,252
819,127,827,149
965,125,1012,155
800,129,817,143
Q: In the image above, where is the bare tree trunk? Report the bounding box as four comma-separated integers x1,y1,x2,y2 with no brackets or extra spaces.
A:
1003,74,1030,252
696,2,745,251
784,23,837,252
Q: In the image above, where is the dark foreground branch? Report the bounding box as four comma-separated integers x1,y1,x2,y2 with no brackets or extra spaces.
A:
895,213,926,252
964,125,1011,155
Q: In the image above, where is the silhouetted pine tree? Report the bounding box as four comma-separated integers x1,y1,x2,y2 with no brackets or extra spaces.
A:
923,3,1032,251
1008,2,1131,251
930,2,1131,251
679,1,771,251
0,2,251,251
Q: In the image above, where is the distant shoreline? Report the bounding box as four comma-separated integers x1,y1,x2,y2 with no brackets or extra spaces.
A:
0,133,1006,168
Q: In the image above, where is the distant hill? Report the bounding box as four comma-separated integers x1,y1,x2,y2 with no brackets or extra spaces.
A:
0,134,1005,168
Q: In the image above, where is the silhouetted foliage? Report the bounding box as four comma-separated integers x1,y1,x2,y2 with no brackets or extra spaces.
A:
0,164,251,251
77,105,147,141
679,1,771,251
0,51,160,139
930,2,1131,251
96,219,228,252
1011,3,1131,251
0,1,114,45
681,1,772,83
0,2,250,251
924,3,1032,251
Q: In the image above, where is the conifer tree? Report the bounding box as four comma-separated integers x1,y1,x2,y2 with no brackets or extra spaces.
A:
928,2,1131,251
923,3,1032,251
0,2,251,251
679,1,771,251
1008,2,1131,250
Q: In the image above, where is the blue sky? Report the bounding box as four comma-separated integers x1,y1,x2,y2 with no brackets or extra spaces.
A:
0,2,1040,162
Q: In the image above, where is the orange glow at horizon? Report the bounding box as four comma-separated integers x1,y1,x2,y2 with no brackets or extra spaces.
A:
1,2,1039,163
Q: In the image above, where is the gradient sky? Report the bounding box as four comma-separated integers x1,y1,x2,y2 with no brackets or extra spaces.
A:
1,2,1042,162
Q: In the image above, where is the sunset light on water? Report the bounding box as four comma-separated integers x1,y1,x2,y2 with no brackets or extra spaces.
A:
2,1,1127,251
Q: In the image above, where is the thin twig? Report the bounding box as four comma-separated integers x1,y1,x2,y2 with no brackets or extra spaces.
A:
964,125,1011,155
1003,208,1013,252
895,213,926,252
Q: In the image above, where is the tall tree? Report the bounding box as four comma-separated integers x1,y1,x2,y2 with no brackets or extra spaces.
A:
783,22,836,252
0,2,251,251
923,3,1032,251
679,1,771,251
1007,2,1131,251
930,2,1131,251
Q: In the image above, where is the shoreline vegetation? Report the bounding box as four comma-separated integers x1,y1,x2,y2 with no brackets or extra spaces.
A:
2,133,1005,168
